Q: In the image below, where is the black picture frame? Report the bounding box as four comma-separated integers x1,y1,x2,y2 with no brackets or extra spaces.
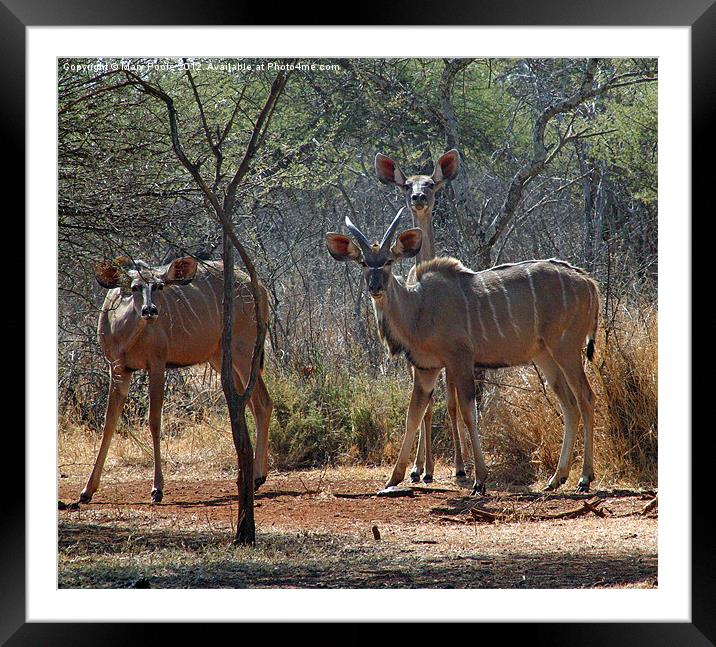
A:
4,0,710,642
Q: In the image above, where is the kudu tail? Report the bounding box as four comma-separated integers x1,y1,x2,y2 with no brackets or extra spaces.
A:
585,280,600,362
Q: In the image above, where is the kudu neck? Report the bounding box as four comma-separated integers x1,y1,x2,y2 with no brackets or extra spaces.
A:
106,294,150,355
380,272,420,327
412,209,436,264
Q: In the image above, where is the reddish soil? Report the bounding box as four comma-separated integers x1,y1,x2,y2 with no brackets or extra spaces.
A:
58,469,658,589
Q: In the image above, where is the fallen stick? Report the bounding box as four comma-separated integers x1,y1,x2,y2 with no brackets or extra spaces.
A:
537,498,607,520
470,508,499,523
584,498,608,518
376,486,414,498
641,496,658,515
468,498,609,523
409,485,460,494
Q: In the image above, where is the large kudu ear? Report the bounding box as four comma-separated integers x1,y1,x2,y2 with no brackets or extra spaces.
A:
375,153,406,187
325,233,363,262
432,149,460,184
95,259,130,289
164,256,198,285
391,228,422,259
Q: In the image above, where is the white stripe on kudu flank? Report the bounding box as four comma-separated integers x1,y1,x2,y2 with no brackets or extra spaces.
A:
557,270,567,309
196,285,215,326
174,297,192,336
206,279,221,314
177,290,202,326
493,271,520,336
474,290,489,342
478,273,505,339
462,289,474,341
525,265,539,338
164,295,177,340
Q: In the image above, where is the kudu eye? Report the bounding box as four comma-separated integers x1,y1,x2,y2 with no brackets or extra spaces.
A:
131,284,139,292
156,283,164,290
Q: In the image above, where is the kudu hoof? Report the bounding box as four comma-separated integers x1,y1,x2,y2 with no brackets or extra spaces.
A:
78,492,92,504
422,474,433,484
545,476,567,492
576,474,594,493
409,471,421,483
151,489,163,504
471,482,487,496
254,476,267,492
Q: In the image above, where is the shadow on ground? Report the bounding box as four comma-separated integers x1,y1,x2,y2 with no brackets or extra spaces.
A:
59,521,656,589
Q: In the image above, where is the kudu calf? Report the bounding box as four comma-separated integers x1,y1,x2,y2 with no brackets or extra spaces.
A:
326,211,600,494
80,255,273,504
375,149,466,483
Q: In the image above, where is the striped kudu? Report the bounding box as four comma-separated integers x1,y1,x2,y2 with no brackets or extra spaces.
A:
80,255,273,504
326,212,600,494
375,149,467,483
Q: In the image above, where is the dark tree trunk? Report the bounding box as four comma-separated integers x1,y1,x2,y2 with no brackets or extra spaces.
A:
221,230,256,546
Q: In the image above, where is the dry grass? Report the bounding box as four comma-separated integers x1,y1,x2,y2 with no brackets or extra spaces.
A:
59,414,239,486
58,301,657,491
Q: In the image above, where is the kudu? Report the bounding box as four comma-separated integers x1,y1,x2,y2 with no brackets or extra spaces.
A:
326,211,600,494
80,255,273,504
375,149,467,483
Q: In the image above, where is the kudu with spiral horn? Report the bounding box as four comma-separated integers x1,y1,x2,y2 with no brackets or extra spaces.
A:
326,210,600,494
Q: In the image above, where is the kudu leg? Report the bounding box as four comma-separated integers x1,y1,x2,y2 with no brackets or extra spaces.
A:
248,372,273,490
422,402,434,482
454,370,488,496
410,420,426,483
537,354,581,491
445,374,466,478
561,356,595,492
548,348,596,492
385,368,440,489
409,363,426,482
411,400,434,483
148,366,166,503
80,368,131,503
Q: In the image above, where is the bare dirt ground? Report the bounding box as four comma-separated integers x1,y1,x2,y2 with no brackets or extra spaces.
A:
58,467,657,589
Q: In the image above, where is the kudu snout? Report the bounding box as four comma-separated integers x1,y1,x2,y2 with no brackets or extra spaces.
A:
138,278,163,320
366,269,385,296
410,191,427,205
141,303,159,319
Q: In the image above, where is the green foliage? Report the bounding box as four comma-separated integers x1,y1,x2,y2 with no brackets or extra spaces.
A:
265,365,411,468
589,81,657,204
